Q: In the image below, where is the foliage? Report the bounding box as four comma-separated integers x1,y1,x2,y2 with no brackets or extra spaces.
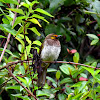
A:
0,0,100,100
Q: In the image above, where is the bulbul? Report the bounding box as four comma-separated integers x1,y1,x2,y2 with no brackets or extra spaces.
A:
37,33,61,87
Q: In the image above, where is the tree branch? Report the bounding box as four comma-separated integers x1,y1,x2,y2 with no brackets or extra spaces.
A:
0,59,100,70
7,67,37,100
0,0,20,62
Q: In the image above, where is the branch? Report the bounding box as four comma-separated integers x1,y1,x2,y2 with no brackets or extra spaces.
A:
7,67,37,100
0,59,100,70
0,0,20,63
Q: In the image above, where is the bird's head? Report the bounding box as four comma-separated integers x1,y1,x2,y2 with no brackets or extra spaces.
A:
45,33,62,40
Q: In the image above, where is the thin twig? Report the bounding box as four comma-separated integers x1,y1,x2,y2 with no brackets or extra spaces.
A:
7,67,37,100
0,0,20,63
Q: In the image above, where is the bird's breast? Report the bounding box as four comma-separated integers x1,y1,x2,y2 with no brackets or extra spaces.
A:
41,45,61,61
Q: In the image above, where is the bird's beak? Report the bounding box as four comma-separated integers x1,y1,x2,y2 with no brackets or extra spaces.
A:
56,35,62,39
57,35,62,37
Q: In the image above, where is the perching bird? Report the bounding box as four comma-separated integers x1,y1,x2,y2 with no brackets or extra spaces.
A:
37,33,61,87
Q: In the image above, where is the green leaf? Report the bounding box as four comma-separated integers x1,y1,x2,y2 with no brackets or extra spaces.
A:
12,94,30,100
36,90,50,97
60,64,75,75
16,26,24,36
60,78,73,85
81,66,94,76
91,62,97,67
25,36,31,44
19,66,25,75
0,48,13,55
32,40,41,46
46,76,57,87
30,1,39,7
34,8,53,17
87,34,99,39
56,70,60,80
0,35,6,38
28,27,41,36
15,37,25,47
2,18,9,24
91,39,99,45
5,86,20,90
26,45,31,55
0,2,4,6
29,18,42,27
7,8,24,15
0,0,19,5
0,24,16,36
20,2,30,8
58,94,66,100
12,18,23,29
73,52,79,63
30,14,49,23
17,76,27,85
47,68,57,72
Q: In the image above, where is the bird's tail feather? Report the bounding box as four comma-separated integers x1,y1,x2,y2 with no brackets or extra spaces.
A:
37,67,47,87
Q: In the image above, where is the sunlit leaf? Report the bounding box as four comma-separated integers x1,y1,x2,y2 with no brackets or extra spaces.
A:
34,8,53,17
0,0,19,5
7,8,24,15
31,14,49,23
87,34,99,39
91,39,99,45
56,70,60,80
0,24,16,36
32,40,41,46
0,35,6,38
29,18,42,27
28,27,41,36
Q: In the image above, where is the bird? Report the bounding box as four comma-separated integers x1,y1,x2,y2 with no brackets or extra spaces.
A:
37,33,61,87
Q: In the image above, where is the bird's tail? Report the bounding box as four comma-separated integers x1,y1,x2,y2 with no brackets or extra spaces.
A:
37,67,47,87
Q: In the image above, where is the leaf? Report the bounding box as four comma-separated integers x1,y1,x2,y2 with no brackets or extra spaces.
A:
91,39,99,45
19,66,25,75
36,90,50,97
28,27,41,36
12,94,30,100
56,70,60,80
0,0,19,5
0,35,6,38
12,18,23,29
0,24,16,36
2,18,9,24
0,48,13,55
30,1,39,7
32,40,41,46
73,52,79,63
58,94,66,100
15,37,25,47
81,66,94,76
87,34,99,39
20,2,30,8
60,64,75,75
25,36,31,44
26,45,31,55
5,86,20,90
17,76,27,85
60,78,73,85
91,62,97,67
30,14,49,23
29,18,42,27
46,76,57,87
34,8,53,17
16,26,24,36
7,8,24,15
47,68,57,72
